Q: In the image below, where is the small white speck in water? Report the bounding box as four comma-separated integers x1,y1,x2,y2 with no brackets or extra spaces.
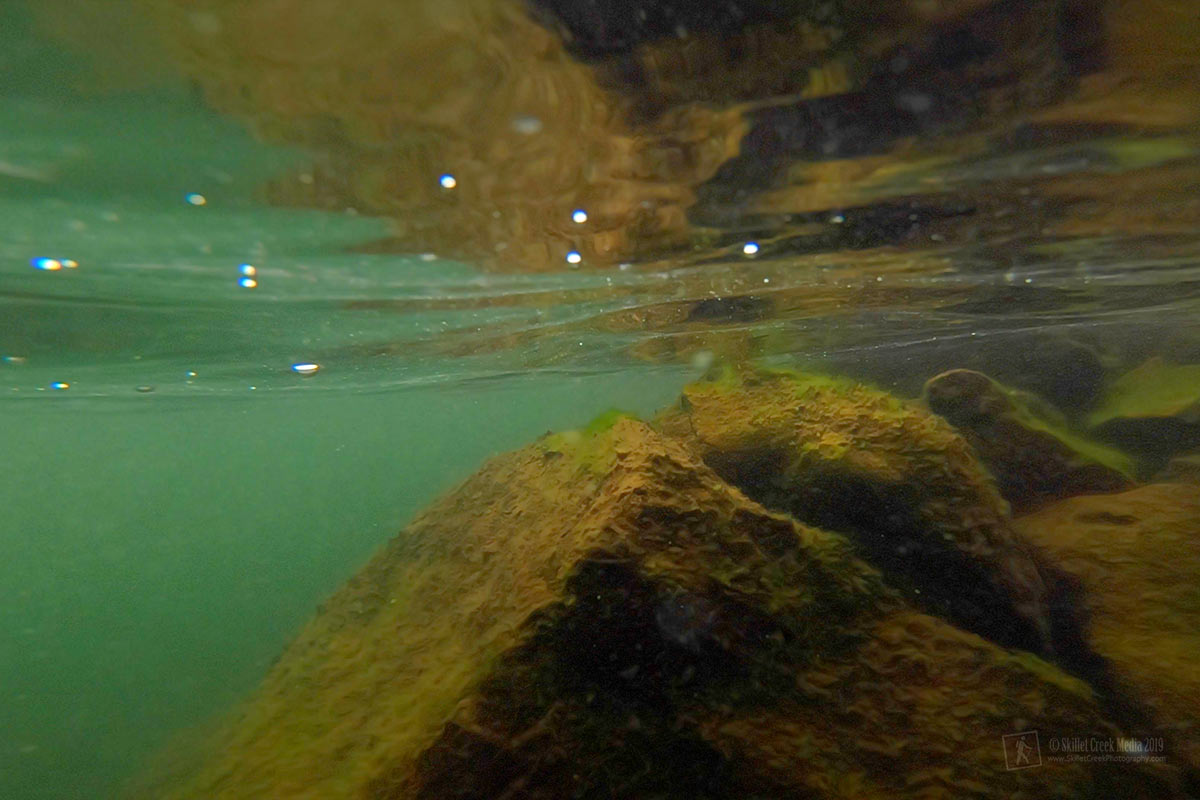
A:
511,115,543,135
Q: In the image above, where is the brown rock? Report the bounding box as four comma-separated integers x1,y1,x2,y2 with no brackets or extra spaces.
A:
1015,484,1200,772
656,367,1057,656
137,419,1180,798
1156,452,1200,485
924,369,1135,511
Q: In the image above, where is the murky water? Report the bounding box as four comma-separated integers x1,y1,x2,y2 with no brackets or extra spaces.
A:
2,1,1199,798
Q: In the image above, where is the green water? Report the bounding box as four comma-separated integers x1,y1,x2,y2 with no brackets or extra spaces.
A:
0,10,692,797
0,377,686,800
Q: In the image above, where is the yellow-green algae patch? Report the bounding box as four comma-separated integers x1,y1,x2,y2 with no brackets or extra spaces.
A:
540,408,640,476
1089,358,1200,426
135,419,1181,799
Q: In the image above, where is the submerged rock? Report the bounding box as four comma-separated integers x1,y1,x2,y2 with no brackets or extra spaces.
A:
923,368,1134,511
656,367,1057,657
1156,452,1200,485
1014,484,1200,773
1088,359,1200,472
140,418,1179,799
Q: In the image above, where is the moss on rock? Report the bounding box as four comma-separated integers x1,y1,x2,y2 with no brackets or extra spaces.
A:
1088,358,1200,472
923,368,1134,510
655,366,1057,656
1090,359,1200,425
1014,483,1200,774
137,419,1180,799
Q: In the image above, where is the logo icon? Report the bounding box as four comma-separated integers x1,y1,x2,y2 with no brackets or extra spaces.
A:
1003,731,1043,770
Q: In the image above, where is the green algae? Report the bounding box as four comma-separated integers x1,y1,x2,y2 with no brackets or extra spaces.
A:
984,372,1136,478
581,407,640,435
541,408,642,475
1089,358,1200,426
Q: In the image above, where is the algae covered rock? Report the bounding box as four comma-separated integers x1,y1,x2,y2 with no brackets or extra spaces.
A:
1014,483,1200,774
1088,358,1200,471
140,417,1179,799
656,367,1056,656
924,368,1134,510
1156,452,1200,485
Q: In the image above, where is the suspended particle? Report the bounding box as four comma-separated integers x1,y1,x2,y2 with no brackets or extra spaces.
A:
742,242,760,256
291,363,320,376
238,277,258,289
62,259,79,269
511,115,543,135
571,209,588,224
439,174,457,189
185,193,207,206
566,251,583,265
239,263,257,277
31,257,62,271
50,381,70,390
690,350,715,372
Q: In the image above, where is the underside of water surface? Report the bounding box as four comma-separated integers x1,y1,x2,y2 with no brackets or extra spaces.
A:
1,1,1198,798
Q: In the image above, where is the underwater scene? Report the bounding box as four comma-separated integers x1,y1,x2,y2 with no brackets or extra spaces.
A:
2,0,1199,798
